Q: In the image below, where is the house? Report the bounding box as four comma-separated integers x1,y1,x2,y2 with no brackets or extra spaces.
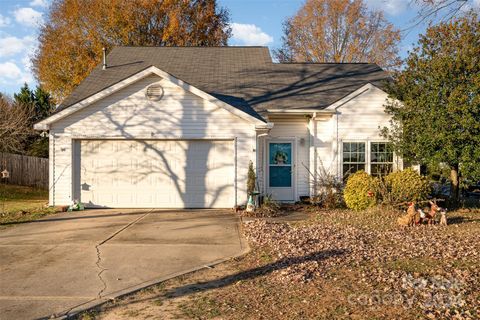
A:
34,46,401,208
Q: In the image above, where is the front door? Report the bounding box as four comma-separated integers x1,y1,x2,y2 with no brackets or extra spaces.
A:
267,141,294,201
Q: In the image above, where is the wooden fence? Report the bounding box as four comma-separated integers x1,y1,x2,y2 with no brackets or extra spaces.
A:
0,153,48,189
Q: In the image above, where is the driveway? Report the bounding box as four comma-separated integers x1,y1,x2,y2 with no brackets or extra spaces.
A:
0,209,246,320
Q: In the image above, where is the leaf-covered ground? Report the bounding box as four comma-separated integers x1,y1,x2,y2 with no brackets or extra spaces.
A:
88,207,480,320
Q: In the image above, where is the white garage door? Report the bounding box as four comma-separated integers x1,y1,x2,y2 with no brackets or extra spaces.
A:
76,140,235,208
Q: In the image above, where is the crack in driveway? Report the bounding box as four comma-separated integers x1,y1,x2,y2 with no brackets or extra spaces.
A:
94,210,152,298
50,210,154,319
1,209,243,320
95,245,108,298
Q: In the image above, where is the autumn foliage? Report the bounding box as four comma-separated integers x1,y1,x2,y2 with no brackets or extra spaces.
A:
33,0,231,102
275,0,401,70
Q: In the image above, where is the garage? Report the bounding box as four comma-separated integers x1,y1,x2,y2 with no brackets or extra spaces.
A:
74,139,235,208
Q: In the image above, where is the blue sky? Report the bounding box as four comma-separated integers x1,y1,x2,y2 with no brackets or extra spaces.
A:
0,0,477,96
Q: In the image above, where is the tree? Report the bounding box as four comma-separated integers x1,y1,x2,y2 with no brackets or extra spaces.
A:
382,13,480,203
274,0,401,70
413,0,477,26
14,83,55,124
0,96,33,154
33,0,231,102
13,84,34,106
13,84,55,157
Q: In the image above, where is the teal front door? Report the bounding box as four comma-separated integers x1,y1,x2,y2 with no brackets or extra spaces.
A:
267,141,294,201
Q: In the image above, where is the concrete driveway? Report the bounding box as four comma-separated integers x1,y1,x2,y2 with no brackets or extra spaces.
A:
0,209,246,320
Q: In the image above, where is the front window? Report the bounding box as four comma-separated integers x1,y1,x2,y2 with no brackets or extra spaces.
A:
342,141,394,178
342,142,366,180
370,142,394,177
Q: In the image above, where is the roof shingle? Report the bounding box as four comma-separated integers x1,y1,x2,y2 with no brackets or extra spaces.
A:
59,46,390,121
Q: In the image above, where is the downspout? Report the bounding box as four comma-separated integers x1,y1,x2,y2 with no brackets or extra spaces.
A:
234,136,237,207
335,109,340,178
309,113,317,196
255,122,273,197
256,132,270,195
255,132,259,195
52,131,55,207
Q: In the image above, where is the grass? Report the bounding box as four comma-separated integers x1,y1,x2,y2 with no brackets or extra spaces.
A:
382,257,439,274
0,184,56,226
179,296,221,319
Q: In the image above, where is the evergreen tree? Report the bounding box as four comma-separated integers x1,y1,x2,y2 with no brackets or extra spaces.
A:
12,84,55,157
382,13,480,203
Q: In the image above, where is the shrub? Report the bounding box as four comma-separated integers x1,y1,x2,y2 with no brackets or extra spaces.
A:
384,168,431,204
262,194,281,213
247,161,256,195
307,162,344,209
344,171,379,211
242,194,281,218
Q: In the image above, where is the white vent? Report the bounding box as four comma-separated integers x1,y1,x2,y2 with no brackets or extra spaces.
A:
146,84,164,101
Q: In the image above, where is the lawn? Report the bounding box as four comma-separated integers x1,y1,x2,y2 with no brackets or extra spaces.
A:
82,206,480,320
0,184,56,226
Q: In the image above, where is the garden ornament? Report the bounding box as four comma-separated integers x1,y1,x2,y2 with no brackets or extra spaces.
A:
439,209,448,226
397,202,419,226
1,169,9,179
246,195,255,212
424,201,441,225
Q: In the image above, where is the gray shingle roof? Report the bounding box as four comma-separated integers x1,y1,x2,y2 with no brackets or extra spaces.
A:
58,46,390,122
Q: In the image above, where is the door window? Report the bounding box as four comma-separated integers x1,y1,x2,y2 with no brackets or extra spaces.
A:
269,142,292,187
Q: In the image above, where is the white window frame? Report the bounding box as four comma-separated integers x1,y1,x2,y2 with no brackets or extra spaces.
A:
341,140,396,178
341,141,367,178
369,141,395,177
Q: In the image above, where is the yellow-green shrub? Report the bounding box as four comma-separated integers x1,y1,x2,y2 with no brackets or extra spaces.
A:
344,171,379,211
385,168,431,203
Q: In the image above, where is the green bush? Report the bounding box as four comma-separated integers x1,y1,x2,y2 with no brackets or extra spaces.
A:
344,171,379,211
385,168,431,203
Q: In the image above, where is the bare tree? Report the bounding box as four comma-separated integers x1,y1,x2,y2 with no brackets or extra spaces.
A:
413,0,474,25
0,96,34,154
275,0,401,70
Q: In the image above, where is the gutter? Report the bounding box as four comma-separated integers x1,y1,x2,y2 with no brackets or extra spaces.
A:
266,109,335,114
254,122,274,130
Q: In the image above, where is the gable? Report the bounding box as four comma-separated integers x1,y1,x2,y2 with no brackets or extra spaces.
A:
51,74,256,138
334,84,392,140
334,84,389,113
35,66,265,131
59,46,273,110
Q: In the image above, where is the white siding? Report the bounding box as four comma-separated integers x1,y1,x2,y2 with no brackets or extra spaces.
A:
312,115,336,175
264,117,310,199
336,86,391,140
49,74,256,206
313,85,396,179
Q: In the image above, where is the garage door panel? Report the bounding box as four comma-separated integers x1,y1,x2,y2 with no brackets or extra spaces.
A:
77,140,234,208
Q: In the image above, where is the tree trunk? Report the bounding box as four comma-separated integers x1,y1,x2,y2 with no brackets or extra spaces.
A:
450,164,460,205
